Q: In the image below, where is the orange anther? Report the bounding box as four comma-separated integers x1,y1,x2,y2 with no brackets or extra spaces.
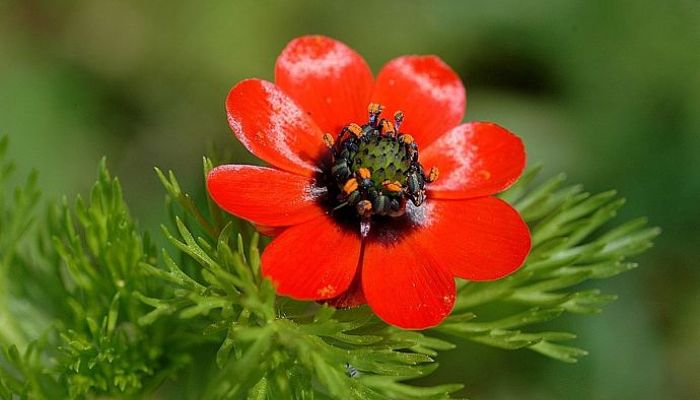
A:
347,123,363,137
401,134,414,144
428,166,439,183
322,133,335,148
357,167,371,179
343,178,359,194
368,103,383,114
356,200,373,217
394,110,404,122
382,180,403,193
380,120,395,135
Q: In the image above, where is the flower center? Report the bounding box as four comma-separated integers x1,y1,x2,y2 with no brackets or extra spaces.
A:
323,103,438,236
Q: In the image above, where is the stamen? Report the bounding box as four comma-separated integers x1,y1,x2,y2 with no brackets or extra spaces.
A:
323,133,335,148
380,120,395,136
393,111,404,131
427,166,439,183
343,178,359,194
357,167,371,179
400,134,414,145
368,103,383,127
368,103,382,114
407,173,420,193
347,123,363,138
382,180,403,193
356,200,372,217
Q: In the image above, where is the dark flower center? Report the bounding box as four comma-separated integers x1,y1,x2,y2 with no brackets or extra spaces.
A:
322,103,438,236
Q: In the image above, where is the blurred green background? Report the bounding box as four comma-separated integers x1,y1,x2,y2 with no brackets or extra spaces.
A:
1,1,698,399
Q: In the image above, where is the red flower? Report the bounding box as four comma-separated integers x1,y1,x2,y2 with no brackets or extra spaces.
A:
207,35,531,329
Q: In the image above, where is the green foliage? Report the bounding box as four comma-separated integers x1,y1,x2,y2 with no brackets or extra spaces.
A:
0,147,190,399
0,137,40,346
0,138,658,399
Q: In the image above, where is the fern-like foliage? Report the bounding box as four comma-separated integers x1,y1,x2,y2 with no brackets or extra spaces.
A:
0,137,41,343
0,136,658,399
0,151,190,398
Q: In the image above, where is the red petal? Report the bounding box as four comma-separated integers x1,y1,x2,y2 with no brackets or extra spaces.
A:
275,35,374,136
421,122,526,199
262,216,361,300
371,56,466,147
226,79,325,176
420,198,531,281
207,165,326,227
362,233,455,329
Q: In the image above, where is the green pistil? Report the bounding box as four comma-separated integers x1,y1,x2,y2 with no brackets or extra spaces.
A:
352,135,411,190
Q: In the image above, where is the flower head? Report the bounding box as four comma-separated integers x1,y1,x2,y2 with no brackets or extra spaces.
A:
207,35,531,329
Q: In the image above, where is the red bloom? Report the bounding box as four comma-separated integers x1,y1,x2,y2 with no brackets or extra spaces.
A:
207,36,531,329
